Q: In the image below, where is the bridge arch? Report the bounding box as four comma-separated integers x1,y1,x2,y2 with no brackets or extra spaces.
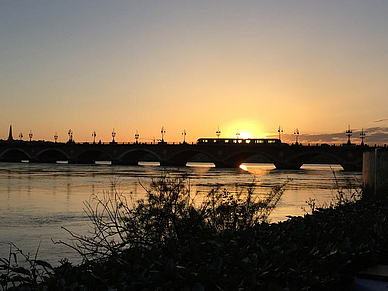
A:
35,148,70,163
75,149,114,164
0,148,31,162
118,149,162,165
168,149,218,166
221,150,279,168
281,149,362,171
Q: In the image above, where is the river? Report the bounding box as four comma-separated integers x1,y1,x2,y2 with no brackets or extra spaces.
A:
0,162,361,266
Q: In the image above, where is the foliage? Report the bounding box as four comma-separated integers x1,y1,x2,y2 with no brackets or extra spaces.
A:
331,169,362,205
203,182,286,232
303,169,362,214
0,243,53,291
59,175,287,261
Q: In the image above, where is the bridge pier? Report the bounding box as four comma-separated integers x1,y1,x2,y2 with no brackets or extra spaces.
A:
115,160,142,166
214,161,242,168
160,161,187,167
341,163,362,171
274,162,303,170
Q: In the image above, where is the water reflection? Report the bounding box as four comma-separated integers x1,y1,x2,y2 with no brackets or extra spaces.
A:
240,163,275,176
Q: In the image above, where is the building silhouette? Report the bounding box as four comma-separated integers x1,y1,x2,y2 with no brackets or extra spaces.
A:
7,125,13,141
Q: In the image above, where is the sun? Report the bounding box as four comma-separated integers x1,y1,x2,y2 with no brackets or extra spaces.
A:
223,120,264,139
239,132,253,139
225,123,262,139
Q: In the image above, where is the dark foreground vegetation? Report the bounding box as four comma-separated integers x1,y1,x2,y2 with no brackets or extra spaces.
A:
1,176,387,290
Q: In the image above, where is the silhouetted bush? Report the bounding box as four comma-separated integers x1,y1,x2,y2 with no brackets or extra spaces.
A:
59,175,286,260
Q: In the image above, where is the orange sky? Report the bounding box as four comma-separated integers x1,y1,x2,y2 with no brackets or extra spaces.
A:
1,1,388,144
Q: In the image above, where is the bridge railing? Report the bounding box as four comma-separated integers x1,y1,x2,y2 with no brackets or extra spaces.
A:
1,139,387,148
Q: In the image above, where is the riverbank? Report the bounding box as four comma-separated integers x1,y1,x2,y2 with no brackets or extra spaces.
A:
2,198,388,290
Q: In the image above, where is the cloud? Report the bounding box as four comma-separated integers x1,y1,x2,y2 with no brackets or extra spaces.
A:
373,118,388,123
282,127,388,145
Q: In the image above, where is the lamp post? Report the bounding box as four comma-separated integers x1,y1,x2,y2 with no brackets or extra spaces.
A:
294,128,299,145
278,126,283,141
236,129,240,139
92,131,96,144
29,130,33,142
360,128,366,146
346,125,352,145
68,129,73,143
19,133,23,140
216,126,221,138
111,128,116,144
54,132,58,143
182,129,187,144
161,127,166,143
135,130,139,144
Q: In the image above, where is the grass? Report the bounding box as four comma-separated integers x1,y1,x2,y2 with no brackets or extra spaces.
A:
303,168,362,214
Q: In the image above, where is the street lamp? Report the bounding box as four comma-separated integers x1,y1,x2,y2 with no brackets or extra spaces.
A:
68,129,73,143
278,126,283,141
29,130,33,142
92,131,96,144
54,132,58,143
111,128,116,144
294,128,299,145
135,130,139,144
216,126,221,138
161,127,166,143
182,129,187,144
346,125,352,145
19,133,23,140
360,128,366,146
236,129,240,139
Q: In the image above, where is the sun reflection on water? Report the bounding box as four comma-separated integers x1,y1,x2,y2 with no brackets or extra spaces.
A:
239,164,248,171
240,163,276,175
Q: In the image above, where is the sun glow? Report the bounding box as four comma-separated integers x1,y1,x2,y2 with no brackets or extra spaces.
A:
239,132,253,139
222,120,265,140
239,164,248,171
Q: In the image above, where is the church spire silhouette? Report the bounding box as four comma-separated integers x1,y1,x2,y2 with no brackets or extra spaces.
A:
8,125,13,141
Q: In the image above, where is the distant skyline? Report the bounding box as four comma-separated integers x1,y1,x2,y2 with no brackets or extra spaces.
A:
1,1,388,144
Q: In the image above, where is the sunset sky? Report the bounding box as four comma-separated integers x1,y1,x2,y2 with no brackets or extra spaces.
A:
1,1,388,145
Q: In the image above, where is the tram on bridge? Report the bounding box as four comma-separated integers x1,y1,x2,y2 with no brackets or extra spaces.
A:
196,138,282,145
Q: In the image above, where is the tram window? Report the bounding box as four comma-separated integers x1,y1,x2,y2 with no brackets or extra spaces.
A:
268,140,275,144
233,140,237,143
245,140,251,144
255,140,264,144
238,140,243,144
225,140,229,143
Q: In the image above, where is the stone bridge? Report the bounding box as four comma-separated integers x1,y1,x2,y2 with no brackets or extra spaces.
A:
0,140,369,171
